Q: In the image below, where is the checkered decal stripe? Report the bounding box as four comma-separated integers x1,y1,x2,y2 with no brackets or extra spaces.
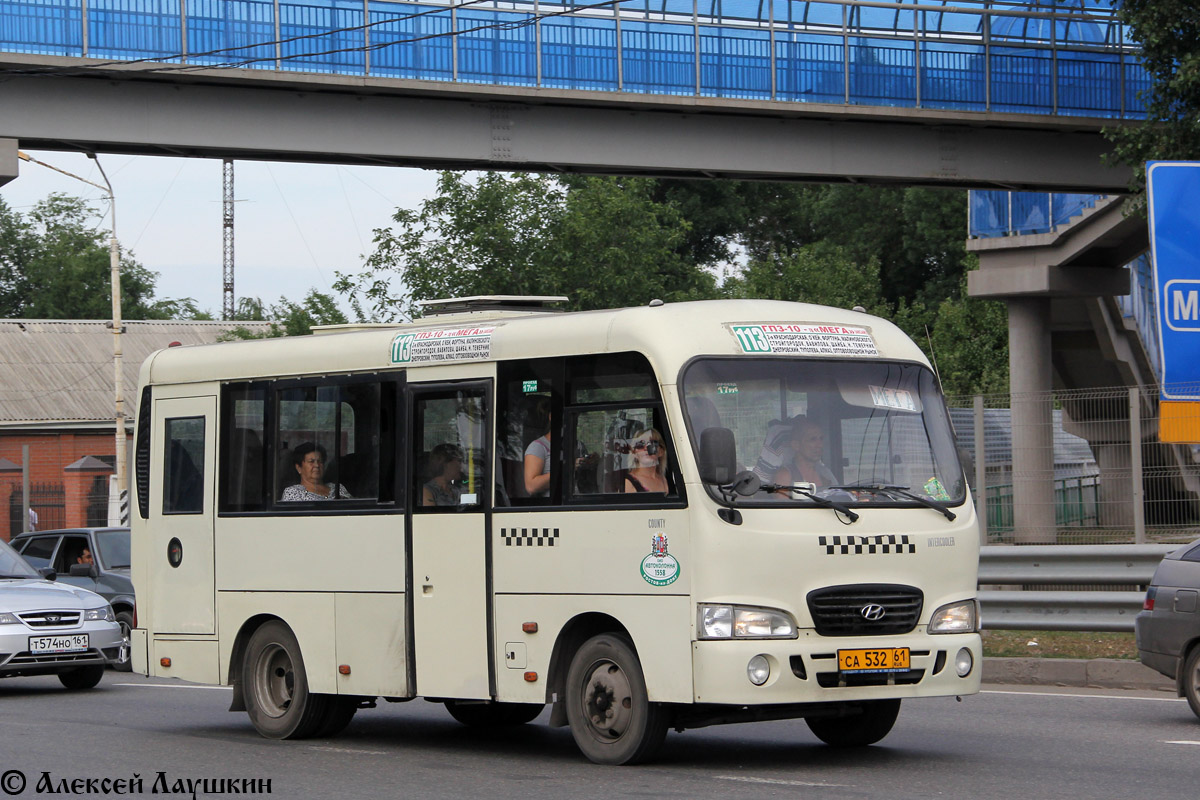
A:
819,535,915,555
501,528,560,547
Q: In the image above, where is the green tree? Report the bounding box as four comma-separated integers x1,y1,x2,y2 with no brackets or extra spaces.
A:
0,194,205,319
724,242,890,317
1107,0,1200,195
336,172,716,319
220,290,348,340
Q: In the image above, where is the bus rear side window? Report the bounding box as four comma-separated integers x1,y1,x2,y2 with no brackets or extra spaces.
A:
164,417,205,514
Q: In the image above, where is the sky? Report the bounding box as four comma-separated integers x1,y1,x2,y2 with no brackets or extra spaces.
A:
1,150,442,319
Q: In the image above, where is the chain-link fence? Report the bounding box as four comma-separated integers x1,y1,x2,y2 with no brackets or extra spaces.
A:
948,385,1200,545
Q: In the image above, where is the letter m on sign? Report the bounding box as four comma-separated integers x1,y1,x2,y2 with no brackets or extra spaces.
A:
1165,280,1200,332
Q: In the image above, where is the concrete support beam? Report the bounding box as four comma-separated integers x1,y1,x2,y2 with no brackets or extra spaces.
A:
969,264,1130,298
1008,297,1058,543
0,62,1132,191
0,139,17,188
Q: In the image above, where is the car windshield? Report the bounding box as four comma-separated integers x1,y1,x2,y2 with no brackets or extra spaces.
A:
0,538,40,579
681,358,965,507
95,529,131,569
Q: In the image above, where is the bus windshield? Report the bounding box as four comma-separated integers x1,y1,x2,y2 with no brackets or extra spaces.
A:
681,358,965,506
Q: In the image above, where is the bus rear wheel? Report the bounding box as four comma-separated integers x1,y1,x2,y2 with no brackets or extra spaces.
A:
243,621,331,739
564,634,668,765
805,699,901,747
445,700,544,727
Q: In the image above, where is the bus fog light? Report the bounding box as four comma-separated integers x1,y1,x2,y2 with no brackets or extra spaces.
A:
955,648,974,677
747,655,770,686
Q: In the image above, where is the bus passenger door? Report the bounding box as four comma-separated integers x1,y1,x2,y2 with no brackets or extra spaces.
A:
148,395,217,634
407,381,492,700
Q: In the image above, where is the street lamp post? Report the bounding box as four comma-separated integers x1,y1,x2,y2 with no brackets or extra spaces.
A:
17,151,127,515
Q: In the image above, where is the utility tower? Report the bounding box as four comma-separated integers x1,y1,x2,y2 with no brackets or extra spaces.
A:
222,158,235,319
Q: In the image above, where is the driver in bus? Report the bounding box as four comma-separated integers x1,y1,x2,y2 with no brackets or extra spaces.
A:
774,416,836,492
281,442,352,501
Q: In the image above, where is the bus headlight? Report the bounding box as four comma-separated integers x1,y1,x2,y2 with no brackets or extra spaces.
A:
698,605,798,639
928,600,978,634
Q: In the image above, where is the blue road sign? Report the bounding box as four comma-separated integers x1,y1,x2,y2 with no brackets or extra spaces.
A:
1148,162,1200,400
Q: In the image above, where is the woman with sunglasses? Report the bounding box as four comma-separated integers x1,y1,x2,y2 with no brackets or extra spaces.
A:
624,427,669,494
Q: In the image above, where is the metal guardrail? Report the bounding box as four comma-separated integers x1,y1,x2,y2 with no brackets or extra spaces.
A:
977,544,1181,632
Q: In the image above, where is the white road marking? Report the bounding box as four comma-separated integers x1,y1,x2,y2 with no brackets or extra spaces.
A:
1162,740,1200,746
112,683,232,690
983,689,1184,703
308,746,388,756
716,775,850,788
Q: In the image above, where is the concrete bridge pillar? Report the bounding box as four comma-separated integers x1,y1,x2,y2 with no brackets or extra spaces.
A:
1007,297,1058,543
1,139,17,188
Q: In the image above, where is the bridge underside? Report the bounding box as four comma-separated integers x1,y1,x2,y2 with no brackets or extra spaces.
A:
0,56,1131,192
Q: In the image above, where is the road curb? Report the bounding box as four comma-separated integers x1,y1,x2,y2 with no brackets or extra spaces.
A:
983,657,1175,691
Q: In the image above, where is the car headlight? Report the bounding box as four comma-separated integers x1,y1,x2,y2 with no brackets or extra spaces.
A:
0,612,19,625
928,600,978,634
698,604,798,639
84,606,115,623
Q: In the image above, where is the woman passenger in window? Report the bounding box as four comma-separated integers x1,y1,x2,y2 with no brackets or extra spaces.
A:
422,443,464,507
281,442,352,501
624,427,669,494
774,416,836,491
523,399,553,497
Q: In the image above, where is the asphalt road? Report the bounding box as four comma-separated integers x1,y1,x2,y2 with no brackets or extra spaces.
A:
0,672,1197,799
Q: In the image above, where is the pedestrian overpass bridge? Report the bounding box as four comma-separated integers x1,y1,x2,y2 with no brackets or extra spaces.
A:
0,0,1145,191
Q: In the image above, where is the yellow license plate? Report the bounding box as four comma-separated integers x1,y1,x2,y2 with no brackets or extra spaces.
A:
837,647,910,673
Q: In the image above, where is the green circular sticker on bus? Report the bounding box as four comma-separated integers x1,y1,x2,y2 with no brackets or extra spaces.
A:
640,534,680,586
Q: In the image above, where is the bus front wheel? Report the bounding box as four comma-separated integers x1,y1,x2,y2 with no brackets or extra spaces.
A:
243,621,331,739
564,634,668,765
805,699,901,747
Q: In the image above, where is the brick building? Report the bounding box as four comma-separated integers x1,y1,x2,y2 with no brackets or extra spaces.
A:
0,320,268,540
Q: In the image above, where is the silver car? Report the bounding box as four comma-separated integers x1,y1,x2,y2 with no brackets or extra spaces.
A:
0,537,127,689
1136,537,1200,719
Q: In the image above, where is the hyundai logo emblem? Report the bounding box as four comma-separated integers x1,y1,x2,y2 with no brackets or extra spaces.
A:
860,604,886,621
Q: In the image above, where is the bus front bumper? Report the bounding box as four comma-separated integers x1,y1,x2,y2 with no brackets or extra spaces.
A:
690,632,982,706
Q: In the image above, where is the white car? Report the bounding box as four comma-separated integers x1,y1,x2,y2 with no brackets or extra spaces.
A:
0,537,127,689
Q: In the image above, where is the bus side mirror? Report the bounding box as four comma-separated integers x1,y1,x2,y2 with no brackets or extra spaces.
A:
699,427,737,485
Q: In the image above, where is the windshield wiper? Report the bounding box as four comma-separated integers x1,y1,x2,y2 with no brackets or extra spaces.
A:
832,484,956,521
703,471,859,522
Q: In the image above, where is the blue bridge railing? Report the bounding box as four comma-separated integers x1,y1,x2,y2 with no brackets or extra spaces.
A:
0,0,1148,117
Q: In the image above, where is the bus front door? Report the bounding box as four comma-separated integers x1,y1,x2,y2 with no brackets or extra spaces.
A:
408,382,492,700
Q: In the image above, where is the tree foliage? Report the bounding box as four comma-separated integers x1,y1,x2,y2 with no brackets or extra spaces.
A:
0,194,205,320
1107,0,1200,194
335,172,716,320
220,290,348,339
339,172,1004,394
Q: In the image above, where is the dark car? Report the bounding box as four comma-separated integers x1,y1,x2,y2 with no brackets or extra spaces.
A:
9,527,133,671
1136,537,1200,718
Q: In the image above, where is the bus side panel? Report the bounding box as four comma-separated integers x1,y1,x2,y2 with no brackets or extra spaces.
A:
492,594,694,704
130,628,148,674
334,592,408,697
218,591,337,694
148,638,219,685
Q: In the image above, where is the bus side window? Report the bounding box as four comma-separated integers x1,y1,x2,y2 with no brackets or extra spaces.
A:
413,391,486,511
496,359,561,506
164,417,205,514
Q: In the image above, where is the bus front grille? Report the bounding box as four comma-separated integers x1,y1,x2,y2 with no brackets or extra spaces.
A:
806,584,923,636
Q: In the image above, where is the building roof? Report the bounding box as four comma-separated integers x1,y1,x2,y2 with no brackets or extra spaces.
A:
0,320,272,427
